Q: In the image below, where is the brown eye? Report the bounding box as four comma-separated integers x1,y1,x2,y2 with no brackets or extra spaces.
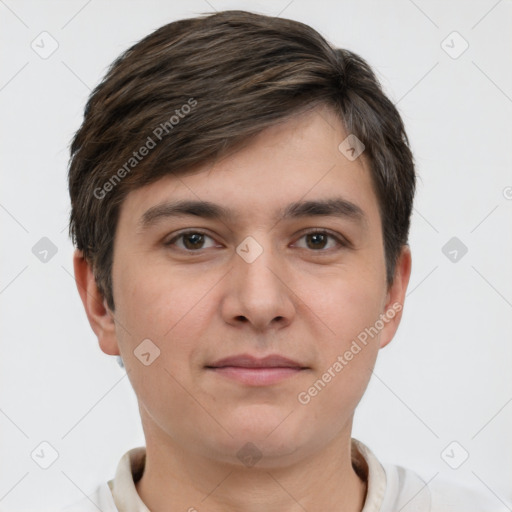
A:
305,232,329,250
182,233,206,250
294,230,346,251
165,231,216,251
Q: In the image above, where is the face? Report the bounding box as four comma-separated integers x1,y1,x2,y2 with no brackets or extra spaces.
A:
79,104,410,468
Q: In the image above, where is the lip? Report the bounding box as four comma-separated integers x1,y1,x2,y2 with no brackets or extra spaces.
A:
206,354,308,386
208,354,305,369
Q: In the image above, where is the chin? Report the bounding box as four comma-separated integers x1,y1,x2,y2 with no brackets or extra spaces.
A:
207,435,308,469
204,406,313,467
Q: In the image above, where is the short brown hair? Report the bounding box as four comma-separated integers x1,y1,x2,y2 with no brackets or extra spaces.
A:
68,10,415,311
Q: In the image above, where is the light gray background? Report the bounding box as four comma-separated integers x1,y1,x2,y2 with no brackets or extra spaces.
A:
1,0,511,510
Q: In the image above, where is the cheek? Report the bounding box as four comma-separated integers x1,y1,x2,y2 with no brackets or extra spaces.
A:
310,266,386,340
112,259,219,394
113,257,210,338
296,288,382,428
304,275,384,394
111,261,208,433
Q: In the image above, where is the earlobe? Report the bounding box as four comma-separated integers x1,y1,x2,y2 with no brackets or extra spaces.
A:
379,245,412,349
73,249,120,356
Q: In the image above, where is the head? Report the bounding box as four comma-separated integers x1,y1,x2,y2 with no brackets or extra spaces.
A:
70,10,414,467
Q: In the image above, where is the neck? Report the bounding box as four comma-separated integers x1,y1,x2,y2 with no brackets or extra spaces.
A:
135,423,368,512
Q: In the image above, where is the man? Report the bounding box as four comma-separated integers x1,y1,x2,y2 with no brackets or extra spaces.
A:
64,9,496,512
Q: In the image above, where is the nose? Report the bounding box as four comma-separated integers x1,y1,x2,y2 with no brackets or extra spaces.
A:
220,236,296,332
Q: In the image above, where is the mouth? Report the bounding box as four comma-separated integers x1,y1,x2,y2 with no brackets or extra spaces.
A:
205,354,309,386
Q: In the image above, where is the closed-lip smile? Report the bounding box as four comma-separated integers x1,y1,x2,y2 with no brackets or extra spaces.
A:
205,354,309,386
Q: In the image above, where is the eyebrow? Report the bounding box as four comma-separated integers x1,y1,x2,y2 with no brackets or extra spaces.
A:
138,197,366,231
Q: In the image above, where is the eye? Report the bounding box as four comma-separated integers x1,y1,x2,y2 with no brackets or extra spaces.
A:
164,230,217,251
293,230,347,251
164,229,349,253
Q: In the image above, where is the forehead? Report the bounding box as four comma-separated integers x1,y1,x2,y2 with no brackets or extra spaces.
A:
117,105,380,231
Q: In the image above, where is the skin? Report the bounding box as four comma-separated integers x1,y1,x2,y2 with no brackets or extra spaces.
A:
74,104,411,512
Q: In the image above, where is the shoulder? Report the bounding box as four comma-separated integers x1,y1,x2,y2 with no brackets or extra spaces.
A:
60,481,117,512
381,462,505,512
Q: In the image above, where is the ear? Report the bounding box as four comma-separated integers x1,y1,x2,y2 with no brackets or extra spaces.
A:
73,249,120,356
379,245,412,349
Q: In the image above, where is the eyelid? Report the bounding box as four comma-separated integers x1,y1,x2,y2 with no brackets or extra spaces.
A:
164,228,216,247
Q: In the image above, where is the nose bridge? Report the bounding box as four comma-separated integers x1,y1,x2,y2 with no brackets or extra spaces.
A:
235,231,282,288
229,231,293,327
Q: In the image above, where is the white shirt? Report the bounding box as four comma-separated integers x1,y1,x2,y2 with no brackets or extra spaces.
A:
61,438,503,511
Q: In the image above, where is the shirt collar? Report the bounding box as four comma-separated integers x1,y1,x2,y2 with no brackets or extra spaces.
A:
108,438,387,512
109,447,149,512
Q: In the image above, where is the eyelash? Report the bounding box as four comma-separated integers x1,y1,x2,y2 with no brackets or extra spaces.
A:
164,229,349,253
